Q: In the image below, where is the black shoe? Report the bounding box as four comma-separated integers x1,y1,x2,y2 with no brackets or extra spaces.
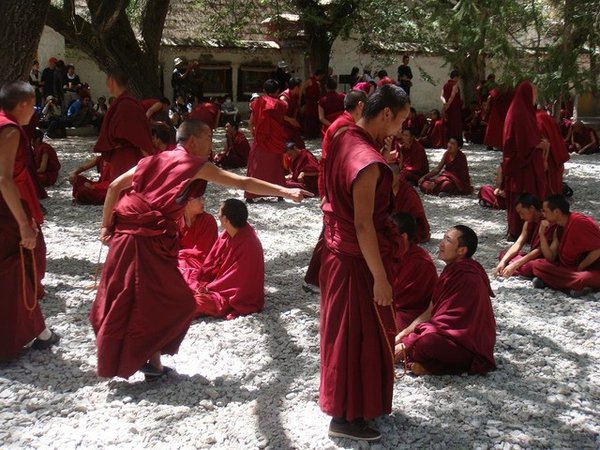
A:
328,418,382,441
569,287,592,298
31,331,60,350
245,198,255,204
277,196,284,202
141,363,173,382
302,281,320,295
532,277,546,289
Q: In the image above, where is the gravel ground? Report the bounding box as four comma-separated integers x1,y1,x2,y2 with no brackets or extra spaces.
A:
1,130,599,450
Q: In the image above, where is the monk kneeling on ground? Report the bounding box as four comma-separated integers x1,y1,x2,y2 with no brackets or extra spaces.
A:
530,194,600,297
284,142,320,196
69,156,111,205
193,198,265,319
395,225,497,376
419,136,473,196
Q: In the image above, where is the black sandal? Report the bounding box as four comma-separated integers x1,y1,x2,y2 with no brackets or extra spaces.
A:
140,363,173,382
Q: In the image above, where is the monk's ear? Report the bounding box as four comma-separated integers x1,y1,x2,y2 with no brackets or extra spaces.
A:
457,245,468,257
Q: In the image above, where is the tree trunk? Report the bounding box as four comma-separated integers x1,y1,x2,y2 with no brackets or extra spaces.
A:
306,32,332,76
0,0,51,86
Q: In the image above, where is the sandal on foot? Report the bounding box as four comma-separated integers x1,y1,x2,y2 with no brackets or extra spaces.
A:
31,331,60,350
141,363,173,382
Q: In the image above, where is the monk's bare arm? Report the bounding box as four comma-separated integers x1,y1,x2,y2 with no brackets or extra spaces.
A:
495,222,528,275
353,164,392,307
539,223,558,261
578,248,600,271
502,248,542,278
195,162,312,202
419,156,445,183
100,167,135,241
395,303,433,343
318,105,330,126
145,102,162,119
0,128,37,249
38,152,49,173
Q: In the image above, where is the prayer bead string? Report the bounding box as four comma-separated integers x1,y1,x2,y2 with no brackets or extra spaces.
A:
374,302,398,379
19,246,38,315
93,244,104,289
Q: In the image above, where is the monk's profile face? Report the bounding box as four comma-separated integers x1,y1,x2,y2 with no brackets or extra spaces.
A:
383,104,410,139
438,229,464,264
193,128,213,160
186,197,205,216
542,202,560,223
15,97,35,125
401,130,413,145
516,203,537,222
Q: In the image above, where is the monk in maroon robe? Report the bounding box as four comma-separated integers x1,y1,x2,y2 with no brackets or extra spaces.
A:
69,155,111,205
418,109,446,148
502,81,549,238
463,101,486,144
303,91,368,292
419,137,473,196
284,143,320,196
193,199,264,319
390,212,437,330
396,128,429,185
214,122,250,169
441,70,463,143
402,107,427,137
32,129,60,187
494,193,553,278
390,163,430,243
318,78,345,136
280,77,305,148
90,119,310,380
531,195,600,296
245,80,288,201
321,85,410,442
188,100,221,130
396,225,496,376
0,82,58,361
478,165,506,209
94,69,154,181
536,110,569,195
568,120,599,155
483,86,513,150
302,70,324,138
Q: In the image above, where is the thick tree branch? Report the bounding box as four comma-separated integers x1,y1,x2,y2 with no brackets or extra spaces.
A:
87,0,127,32
140,0,171,56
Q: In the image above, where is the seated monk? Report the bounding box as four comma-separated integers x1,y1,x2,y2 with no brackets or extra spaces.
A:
284,142,320,196
193,198,265,319
478,165,506,209
188,98,221,130
402,107,427,138
178,196,218,289
530,194,600,297
463,100,486,144
395,225,497,376
494,193,554,278
391,212,437,330
390,162,430,243
32,128,60,187
418,109,446,148
68,155,111,205
419,136,473,196
214,122,250,169
318,78,345,137
151,127,176,153
396,127,429,185
142,97,172,129
567,120,599,155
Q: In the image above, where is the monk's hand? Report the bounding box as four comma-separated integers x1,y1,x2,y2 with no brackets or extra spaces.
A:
284,188,313,203
19,222,38,250
538,138,550,152
373,276,393,306
501,263,517,278
99,226,112,245
394,342,406,363
68,171,77,185
493,262,505,277
539,219,550,235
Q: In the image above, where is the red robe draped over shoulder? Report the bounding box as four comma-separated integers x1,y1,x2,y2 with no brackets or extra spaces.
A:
393,178,430,243
399,139,429,184
193,224,264,319
393,243,437,330
303,76,321,139
34,142,61,187
93,92,153,181
318,91,345,136
442,79,463,141
419,118,446,149
536,110,569,195
402,258,496,374
177,212,218,289
320,125,397,421
0,112,46,361
90,148,205,378
484,88,513,149
280,89,305,148
320,110,355,196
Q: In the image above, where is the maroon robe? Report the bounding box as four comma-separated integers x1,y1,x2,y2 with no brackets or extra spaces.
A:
90,148,205,378
33,142,61,187
420,150,473,196
393,178,430,243
403,113,427,137
245,95,287,200
177,212,218,291
569,125,599,154
399,139,429,184
193,224,264,319
0,112,46,361
502,81,547,236
72,157,111,205
318,91,345,136
280,89,305,148
303,76,321,138
320,125,397,421
484,88,513,149
532,213,600,291
464,106,486,144
478,185,506,210
188,102,220,129
442,79,463,141
498,219,554,278
402,258,496,375
419,118,446,148
94,92,153,181
393,243,437,330
536,110,569,195
214,131,250,169
286,149,320,196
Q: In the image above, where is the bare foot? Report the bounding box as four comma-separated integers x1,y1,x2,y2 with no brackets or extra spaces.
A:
410,362,431,376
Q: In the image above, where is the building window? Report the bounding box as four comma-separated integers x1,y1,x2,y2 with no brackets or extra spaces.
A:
195,64,232,100
238,66,273,101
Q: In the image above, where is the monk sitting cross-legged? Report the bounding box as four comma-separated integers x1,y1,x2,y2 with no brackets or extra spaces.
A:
193,198,264,319
284,142,320,196
32,128,60,187
394,127,429,186
478,165,506,210
214,122,250,169
68,155,111,205
419,136,473,196
395,225,497,376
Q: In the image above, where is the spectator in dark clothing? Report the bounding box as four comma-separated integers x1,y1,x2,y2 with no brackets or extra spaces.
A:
53,60,66,108
397,55,413,96
41,57,57,99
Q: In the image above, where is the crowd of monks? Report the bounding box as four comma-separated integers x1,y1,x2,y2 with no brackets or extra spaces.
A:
2,62,600,444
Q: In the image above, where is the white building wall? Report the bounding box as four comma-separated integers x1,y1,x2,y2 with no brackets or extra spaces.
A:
36,27,65,68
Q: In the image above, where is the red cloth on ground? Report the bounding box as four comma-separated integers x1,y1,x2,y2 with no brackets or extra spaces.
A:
532,213,600,290
393,243,437,330
502,81,547,236
536,110,569,195
419,118,446,148
442,79,463,141
478,185,506,209
484,88,513,149
188,102,220,129
177,212,218,291
402,258,496,374
192,224,264,319
245,95,287,199
72,157,111,205
320,125,397,421
214,131,250,169
393,178,430,243
286,149,320,196
90,149,205,378
33,142,61,187
318,91,345,136
94,92,153,181
399,139,429,183
420,150,472,195
303,76,321,138
0,113,47,361
280,89,305,148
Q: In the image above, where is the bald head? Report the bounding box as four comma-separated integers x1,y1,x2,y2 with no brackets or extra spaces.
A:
177,119,211,143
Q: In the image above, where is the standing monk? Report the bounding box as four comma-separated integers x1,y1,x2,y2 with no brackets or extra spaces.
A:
90,120,310,380
502,81,549,238
245,80,288,202
321,84,410,441
279,77,304,148
302,69,324,139
441,70,462,145
0,82,59,362
318,78,345,136
535,109,569,195
94,69,154,181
